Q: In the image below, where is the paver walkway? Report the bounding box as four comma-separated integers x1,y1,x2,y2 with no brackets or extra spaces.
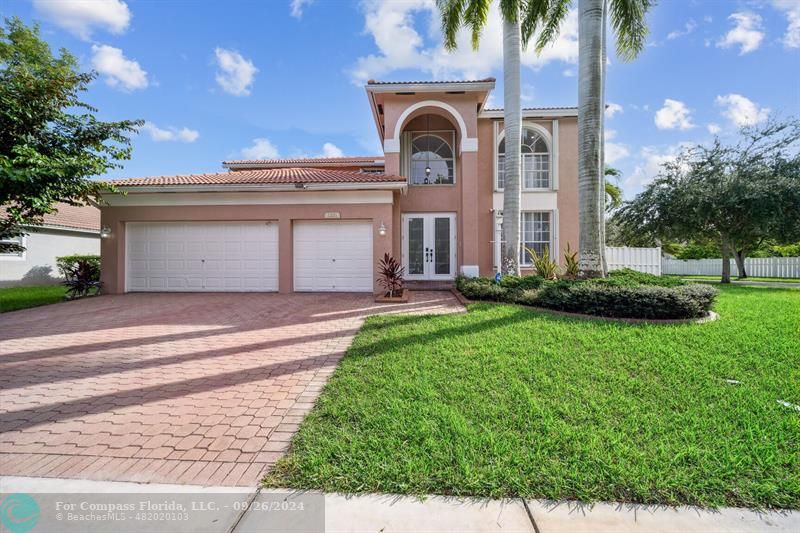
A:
0,291,463,486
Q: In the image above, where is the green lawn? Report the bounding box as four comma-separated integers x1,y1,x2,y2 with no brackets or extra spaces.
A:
669,274,800,284
0,285,68,313
265,286,800,509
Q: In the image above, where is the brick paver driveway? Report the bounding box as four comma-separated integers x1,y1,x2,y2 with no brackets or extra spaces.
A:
0,292,463,486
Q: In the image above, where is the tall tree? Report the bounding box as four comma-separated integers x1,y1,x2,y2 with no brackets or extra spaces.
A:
0,17,141,252
438,0,652,276
439,0,528,274
614,118,800,283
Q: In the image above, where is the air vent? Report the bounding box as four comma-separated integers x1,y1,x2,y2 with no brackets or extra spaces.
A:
377,104,383,115
395,92,415,95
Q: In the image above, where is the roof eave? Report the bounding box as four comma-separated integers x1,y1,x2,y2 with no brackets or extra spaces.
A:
102,181,407,195
365,81,496,94
479,108,579,119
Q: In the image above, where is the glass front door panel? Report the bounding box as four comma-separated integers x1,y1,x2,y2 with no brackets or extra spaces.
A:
434,217,451,275
407,218,425,275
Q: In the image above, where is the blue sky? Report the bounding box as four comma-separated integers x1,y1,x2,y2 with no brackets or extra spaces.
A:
4,0,799,197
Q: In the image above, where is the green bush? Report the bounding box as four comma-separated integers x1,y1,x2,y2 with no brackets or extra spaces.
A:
536,282,717,319
456,272,717,320
56,254,100,280
606,268,685,287
499,275,545,291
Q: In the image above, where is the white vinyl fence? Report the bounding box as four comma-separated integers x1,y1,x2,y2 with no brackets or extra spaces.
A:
662,257,800,278
605,247,662,275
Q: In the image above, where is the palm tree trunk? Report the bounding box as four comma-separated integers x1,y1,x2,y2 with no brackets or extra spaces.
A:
501,14,522,275
578,0,606,277
598,0,608,271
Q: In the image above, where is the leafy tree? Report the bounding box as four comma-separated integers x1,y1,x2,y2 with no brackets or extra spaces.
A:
0,17,141,252
614,118,800,282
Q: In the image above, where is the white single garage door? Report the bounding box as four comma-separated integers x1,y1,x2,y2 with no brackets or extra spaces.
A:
293,221,373,292
126,222,279,292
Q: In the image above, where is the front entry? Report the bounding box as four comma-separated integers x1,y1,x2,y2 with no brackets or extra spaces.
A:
401,213,456,280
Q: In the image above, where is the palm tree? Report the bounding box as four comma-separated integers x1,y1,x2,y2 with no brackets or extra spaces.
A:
604,166,622,211
439,0,652,277
541,0,652,275
438,0,543,275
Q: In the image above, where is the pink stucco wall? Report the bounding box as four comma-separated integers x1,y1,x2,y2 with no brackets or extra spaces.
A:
100,203,393,294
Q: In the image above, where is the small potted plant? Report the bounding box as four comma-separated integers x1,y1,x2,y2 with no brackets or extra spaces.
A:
375,253,408,302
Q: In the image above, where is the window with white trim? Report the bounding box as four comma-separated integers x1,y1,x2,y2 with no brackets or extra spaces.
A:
494,211,552,267
0,234,25,259
410,132,455,185
497,127,550,190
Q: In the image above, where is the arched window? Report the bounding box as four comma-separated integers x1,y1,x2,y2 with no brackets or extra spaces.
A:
411,133,454,185
497,127,550,189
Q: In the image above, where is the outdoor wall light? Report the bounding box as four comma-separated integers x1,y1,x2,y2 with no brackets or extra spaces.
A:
378,222,387,236
100,225,113,238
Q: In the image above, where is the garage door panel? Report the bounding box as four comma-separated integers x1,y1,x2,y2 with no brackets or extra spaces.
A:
293,221,373,292
126,222,278,292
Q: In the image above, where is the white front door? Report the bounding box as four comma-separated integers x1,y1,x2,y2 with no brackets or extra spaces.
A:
293,221,373,292
401,213,456,280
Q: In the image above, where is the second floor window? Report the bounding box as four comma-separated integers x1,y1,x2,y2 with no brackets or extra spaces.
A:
497,127,551,190
411,133,454,185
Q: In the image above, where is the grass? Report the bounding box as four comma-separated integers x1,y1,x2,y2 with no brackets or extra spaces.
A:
265,286,800,509
669,274,800,284
0,284,68,313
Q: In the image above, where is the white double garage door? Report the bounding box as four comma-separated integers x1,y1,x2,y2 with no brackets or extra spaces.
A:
126,221,373,292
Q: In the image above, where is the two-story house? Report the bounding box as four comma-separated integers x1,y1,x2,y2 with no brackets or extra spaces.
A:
99,78,578,293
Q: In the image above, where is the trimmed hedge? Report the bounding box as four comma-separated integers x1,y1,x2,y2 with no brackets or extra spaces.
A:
456,271,717,320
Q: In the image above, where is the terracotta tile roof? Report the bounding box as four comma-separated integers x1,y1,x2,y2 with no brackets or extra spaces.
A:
367,78,495,85
108,168,405,187
223,156,385,168
0,202,100,232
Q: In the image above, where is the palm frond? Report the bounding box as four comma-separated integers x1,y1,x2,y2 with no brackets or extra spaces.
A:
609,0,655,61
464,0,491,50
532,0,573,52
437,0,468,50
499,0,522,24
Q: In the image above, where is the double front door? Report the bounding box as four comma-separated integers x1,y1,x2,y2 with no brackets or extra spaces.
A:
402,213,456,280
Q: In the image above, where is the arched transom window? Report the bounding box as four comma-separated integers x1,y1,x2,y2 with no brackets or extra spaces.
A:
497,127,550,189
411,133,454,185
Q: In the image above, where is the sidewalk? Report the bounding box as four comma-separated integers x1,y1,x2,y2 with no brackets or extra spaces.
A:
2,476,797,532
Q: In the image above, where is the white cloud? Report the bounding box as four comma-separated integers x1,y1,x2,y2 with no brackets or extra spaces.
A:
320,142,344,157
625,144,689,190
32,0,130,40
717,12,764,54
214,48,257,96
90,44,148,91
707,123,722,135
667,19,697,40
654,99,694,130
772,0,800,48
604,130,630,165
241,138,280,160
290,0,313,18
605,102,623,118
715,94,770,127
562,68,576,77
141,123,199,143
349,0,578,84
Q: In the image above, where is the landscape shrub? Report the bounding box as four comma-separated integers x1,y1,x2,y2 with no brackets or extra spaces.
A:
56,254,100,280
456,272,717,320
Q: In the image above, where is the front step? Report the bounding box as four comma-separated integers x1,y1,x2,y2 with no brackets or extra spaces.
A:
404,280,455,291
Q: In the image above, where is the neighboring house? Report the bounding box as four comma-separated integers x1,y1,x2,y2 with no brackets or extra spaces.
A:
0,203,101,287
100,78,578,294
